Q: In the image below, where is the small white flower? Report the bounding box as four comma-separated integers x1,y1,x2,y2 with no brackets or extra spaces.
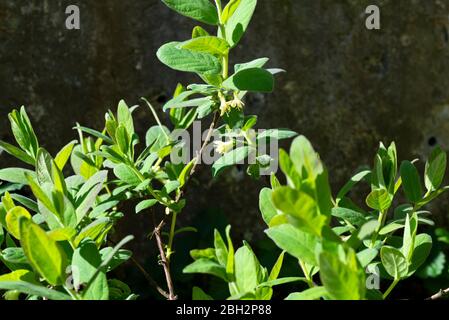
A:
219,92,245,116
229,92,245,110
214,140,234,155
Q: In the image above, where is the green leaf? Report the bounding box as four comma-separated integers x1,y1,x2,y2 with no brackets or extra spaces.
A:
25,173,57,215
0,281,70,300
268,251,285,281
181,36,230,56
402,212,418,261
408,233,432,274
257,129,297,142
222,0,257,47
192,286,213,300
178,108,199,129
259,188,277,225
190,248,216,261
75,171,108,222
366,188,392,211
279,149,301,189
214,229,228,266
285,287,327,300
222,68,274,93
72,240,108,300
8,108,37,157
36,148,54,184
192,26,210,38
19,219,67,286
157,42,222,75
48,227,76,242
74,125,113,145
51,159,68,196
265,224,318,266
1,248,28,264
380,246,409,279
178,159,195,188
319,248,365,300
135,199,158,214
234,244,262,293
331,207,366,227
379,222,404,235
164,97,212,111
55,141,77,171
162,180,180,195
6,206,31,240
336,170,371,205
290,135,324,179
74,218,113,248
161,0,219,25
234,57,269,73
10,194,38,213
0,140,35,165
400,161,423,203
115,125,130,155
425,147,447,192
83,235,134,294
183,259,228,281
108,279,132,300
0,168,35,185
222,0,242,23
212,146,251,177
357,248,379,268
100,248,132,272
197,100,216,119
257,277,306,289
0,269,35,283
272,187,328,236
114,164,141,186
225,226,234,280
117,100,135,136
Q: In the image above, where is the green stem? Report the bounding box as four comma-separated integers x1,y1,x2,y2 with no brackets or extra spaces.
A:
222,53,229,79
166,211,178,262
383,279,400,300
214,1,229,80
141,97,170,142
370,210,386,248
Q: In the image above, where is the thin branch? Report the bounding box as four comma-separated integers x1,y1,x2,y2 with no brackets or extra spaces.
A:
426,288,449,300
130,255,170,299
153,218,177,300
190,111,219,176
108,239,170,299
151,111,219,301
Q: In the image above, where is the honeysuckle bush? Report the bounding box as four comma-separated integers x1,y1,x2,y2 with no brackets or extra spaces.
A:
185,137,449,300
0,0,448,301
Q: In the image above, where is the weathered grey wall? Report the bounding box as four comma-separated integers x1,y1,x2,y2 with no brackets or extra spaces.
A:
1,0,449,297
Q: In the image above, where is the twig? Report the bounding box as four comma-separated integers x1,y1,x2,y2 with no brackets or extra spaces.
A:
130,255,170,299
426,288,449,300
190,111,219,176
153,218,177,300
108,239,170,299
151,111,219,300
